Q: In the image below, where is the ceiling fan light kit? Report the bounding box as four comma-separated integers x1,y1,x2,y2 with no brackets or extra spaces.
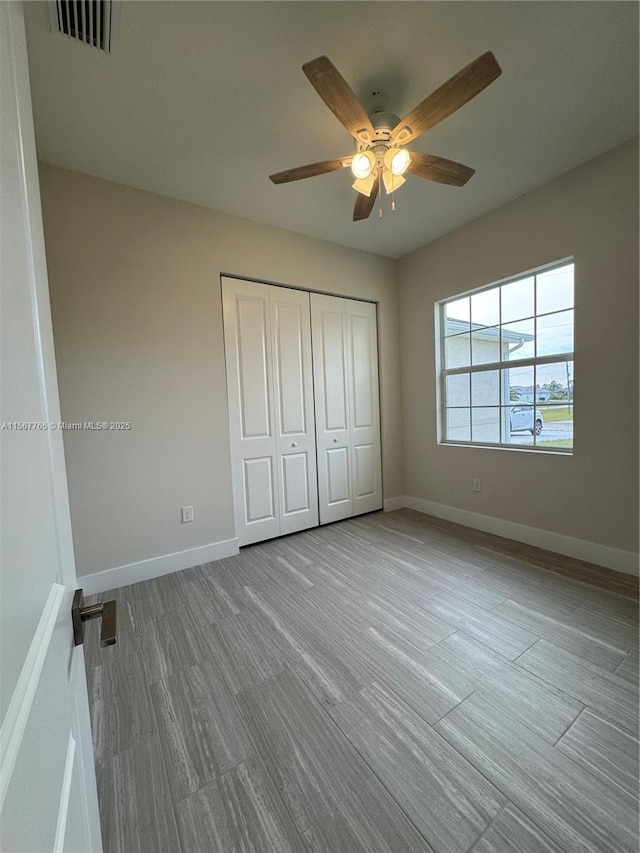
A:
385,147,411,177
351,151,376,179
269,51,502,221
352,173,377,197
382,169,406,196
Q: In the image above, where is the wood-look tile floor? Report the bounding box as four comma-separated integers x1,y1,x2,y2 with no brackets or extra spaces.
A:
84,510,640,853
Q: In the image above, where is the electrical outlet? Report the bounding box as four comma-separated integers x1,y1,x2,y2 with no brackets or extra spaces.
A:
473,478,482,493
181,505,194,523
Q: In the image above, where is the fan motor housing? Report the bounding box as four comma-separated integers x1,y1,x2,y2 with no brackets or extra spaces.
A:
370,111,401,136
356,111,402,163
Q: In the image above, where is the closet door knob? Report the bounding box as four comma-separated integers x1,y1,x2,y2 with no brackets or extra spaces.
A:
291,442,297,447
333,438,339,443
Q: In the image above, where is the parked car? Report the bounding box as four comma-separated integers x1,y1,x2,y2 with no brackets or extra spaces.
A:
509,405,544,436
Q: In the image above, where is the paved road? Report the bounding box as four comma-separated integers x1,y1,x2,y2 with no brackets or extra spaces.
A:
511,420,573,445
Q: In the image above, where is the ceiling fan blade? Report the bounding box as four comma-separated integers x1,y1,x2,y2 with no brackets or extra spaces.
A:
303,56,376,144
391,51,502,145
353,178,379,221
269,156,353,184
406,152,475,186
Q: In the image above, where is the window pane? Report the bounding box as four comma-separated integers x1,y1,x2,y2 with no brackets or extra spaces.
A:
535,362,573,450
537,310,573,357
445,333,470,368
446,408,470,441
501,319,535,361
444,297,470,335
471,287,500,328
502,364,534,404
444,316,469,337
536,361,573,399
446,373,470,407
471,325,501,365
471,407,500,442
537,264,574,315
502,406,534,445
439,260,574,453
501,276,534,323
471,370,499,406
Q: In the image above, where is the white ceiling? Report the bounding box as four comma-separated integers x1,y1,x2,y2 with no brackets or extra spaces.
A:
25,1,639,259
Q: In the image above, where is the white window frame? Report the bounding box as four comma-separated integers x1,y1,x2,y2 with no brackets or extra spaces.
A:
436,258,574,454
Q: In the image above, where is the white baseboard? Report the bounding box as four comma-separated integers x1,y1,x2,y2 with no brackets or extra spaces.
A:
383,496,407,513
387,496,639,577
79,538,240,595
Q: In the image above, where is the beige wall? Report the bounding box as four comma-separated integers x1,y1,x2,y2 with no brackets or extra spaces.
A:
398,139,639,554
38,164,402,576
39,140,639,578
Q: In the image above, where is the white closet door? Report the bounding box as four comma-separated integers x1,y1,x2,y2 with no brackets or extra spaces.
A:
222,279,280,545
270,287,319,535
311,293,352,523
311,293,382,524
347,299,383,515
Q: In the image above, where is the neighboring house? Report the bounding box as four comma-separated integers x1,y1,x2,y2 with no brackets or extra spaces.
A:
511,386,550,402
444,319,535,441
444,317,534,368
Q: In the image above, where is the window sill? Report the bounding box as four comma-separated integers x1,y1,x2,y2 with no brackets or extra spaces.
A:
438,439,573,456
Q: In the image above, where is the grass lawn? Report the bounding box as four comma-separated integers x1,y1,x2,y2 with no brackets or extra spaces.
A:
537,438,573,448
539,405,573,423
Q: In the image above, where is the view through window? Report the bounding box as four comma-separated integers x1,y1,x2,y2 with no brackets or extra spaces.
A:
438,260,574,451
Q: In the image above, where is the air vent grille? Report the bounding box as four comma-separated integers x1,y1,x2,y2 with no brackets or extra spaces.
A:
48,0,119,53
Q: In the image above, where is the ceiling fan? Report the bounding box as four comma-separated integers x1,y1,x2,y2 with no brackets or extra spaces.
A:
269,52,502,221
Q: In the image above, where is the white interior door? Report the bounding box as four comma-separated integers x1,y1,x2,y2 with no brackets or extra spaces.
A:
346,299,383,515
223,279,319,545
311,293,354,524
270,287,319,535
0,4,102,851
311,293,383,525
222,279,280,546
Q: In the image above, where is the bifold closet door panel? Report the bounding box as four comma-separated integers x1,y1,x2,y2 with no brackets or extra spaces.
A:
224,280,381,540
311,292,354,524
347,299,383,515
270,287,319,535
222,278,280,545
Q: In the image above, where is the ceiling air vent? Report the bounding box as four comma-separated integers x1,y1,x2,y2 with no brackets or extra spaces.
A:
48,0,120,53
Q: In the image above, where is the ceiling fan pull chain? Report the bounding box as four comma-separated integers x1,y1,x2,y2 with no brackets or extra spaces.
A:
378,173,383,219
